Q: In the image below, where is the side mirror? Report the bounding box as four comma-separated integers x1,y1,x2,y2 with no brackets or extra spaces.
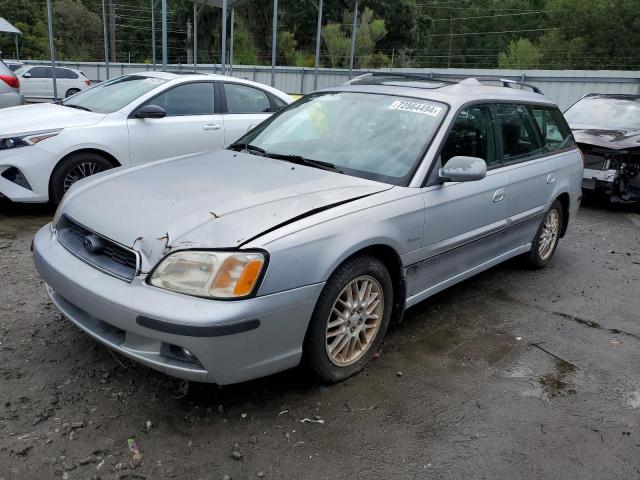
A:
22,72,31,78
135,104,166,119
439,156,487,183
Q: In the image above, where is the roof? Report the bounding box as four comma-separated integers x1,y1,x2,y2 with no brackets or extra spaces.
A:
325,73,557,109
0,18,20,34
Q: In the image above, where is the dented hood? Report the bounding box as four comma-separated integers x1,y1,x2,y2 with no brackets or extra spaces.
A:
61,149,391,268
571,124,640,150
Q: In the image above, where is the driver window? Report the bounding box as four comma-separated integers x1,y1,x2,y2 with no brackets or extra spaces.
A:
441,105,498,168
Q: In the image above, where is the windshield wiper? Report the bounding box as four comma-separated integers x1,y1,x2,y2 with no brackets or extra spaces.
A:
63,103,92,112
227,142,266,155
262,152,343,173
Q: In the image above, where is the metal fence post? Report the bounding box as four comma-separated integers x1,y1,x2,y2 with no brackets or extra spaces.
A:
314,0,323,90
271,0,278,86
46,0,58,101
348,1,358,80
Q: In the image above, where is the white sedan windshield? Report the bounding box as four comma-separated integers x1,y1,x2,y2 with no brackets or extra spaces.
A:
238,92,447,184
62,75,167,113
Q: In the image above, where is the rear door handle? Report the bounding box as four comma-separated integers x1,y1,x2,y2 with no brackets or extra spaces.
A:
203,124,222,131
546,173,556,184
493,188,505,203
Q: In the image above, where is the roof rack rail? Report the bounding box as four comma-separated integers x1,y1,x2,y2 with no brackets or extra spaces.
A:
499,78,543,94
366,71,457,84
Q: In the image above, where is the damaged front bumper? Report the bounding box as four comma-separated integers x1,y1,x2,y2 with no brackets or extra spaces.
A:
32,224,324,385
580,144,640,203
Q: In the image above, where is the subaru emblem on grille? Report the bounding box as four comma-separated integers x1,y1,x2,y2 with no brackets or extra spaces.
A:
82,234,104,254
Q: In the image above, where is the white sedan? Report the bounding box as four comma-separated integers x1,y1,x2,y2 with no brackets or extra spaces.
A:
0,72,293,204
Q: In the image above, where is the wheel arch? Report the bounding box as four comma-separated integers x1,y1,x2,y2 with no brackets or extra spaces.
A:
48,148,121,200
331,243,407,324
555,192,570,237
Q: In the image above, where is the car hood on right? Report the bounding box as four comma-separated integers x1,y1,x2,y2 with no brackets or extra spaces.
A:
59,149,393,270
571,123,640,150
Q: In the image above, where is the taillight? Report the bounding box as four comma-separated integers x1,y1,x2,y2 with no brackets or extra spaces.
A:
0,75,19,89
84,79,91,86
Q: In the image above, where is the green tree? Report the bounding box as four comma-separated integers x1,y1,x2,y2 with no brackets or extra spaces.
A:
498,38,543,69
232,15,259,65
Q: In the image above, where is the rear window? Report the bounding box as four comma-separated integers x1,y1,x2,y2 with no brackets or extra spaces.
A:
528,105,575,153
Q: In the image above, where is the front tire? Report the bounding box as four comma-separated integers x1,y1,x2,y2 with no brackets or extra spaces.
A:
303,255,393,383
49,153,113,205
526,199,563,269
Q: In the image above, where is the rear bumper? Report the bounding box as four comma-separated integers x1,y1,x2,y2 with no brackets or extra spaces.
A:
0,92,24,108
33,225,324,384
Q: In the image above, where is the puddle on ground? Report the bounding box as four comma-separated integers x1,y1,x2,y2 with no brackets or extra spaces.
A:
0,229,17,240
449,331,517,365
504,346,577,401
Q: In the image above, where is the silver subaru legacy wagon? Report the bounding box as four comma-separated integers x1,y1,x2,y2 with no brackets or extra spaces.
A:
33,74,583,385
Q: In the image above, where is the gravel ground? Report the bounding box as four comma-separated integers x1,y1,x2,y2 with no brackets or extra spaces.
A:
1,198,639,480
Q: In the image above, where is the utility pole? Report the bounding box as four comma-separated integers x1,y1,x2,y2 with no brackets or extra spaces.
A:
108,0,116,63
447,15,453,69
271,0,278,86
46,0,58,101
151,0,156,69
313,0,323,90
221,0,227,75
187,18,192,65
162,0,167,69
102,0,110,79
348,0,358,79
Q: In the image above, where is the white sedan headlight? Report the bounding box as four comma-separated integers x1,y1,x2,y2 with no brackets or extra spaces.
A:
0,130,62,151
149,251,266,299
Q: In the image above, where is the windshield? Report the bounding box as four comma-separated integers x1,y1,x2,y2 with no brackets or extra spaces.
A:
61,75,168,113
234,92,447,184
565,97,640,130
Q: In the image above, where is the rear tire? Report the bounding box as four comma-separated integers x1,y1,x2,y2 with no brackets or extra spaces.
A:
525,199,563,269
303,255,393,383
49,153,113,205
65,88,80,98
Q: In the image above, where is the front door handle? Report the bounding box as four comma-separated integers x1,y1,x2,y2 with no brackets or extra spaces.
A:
203,124,222,131
493,188,506,203
546,173,556,184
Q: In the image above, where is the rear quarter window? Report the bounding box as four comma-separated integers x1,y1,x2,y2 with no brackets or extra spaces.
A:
528,105,575,153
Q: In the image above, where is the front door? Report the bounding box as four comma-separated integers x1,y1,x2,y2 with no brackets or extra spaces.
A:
127,82,225,164
412,104,509,300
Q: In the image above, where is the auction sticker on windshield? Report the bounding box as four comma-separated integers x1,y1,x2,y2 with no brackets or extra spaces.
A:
389,101,443,117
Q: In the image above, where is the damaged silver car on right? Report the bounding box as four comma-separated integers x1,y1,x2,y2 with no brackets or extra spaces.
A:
565,94,640,203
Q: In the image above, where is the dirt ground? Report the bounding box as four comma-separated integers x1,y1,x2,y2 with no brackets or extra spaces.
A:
1,197,639,480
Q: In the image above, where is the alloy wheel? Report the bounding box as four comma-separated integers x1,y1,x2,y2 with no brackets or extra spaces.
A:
539,209,560,260
63,162,105,192
325,275,384,367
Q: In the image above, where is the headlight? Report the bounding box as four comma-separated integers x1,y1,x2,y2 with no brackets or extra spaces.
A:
0,130,62,151
149,250,266,299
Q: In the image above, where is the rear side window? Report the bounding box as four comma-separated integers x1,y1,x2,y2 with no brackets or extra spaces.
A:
56,68,78,79
224,83,271,113
147,82,215,116
441,105,499,168
495,104,543,163
528,105,575,153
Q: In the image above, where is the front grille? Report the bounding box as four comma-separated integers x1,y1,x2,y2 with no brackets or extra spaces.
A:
56,215,139,281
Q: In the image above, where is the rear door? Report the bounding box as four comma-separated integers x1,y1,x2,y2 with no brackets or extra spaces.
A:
414,104,509,298
495,103,561,243
220,82,278,145
127,81,225,164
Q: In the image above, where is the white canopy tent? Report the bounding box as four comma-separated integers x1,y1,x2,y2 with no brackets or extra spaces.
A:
0,17,21,61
